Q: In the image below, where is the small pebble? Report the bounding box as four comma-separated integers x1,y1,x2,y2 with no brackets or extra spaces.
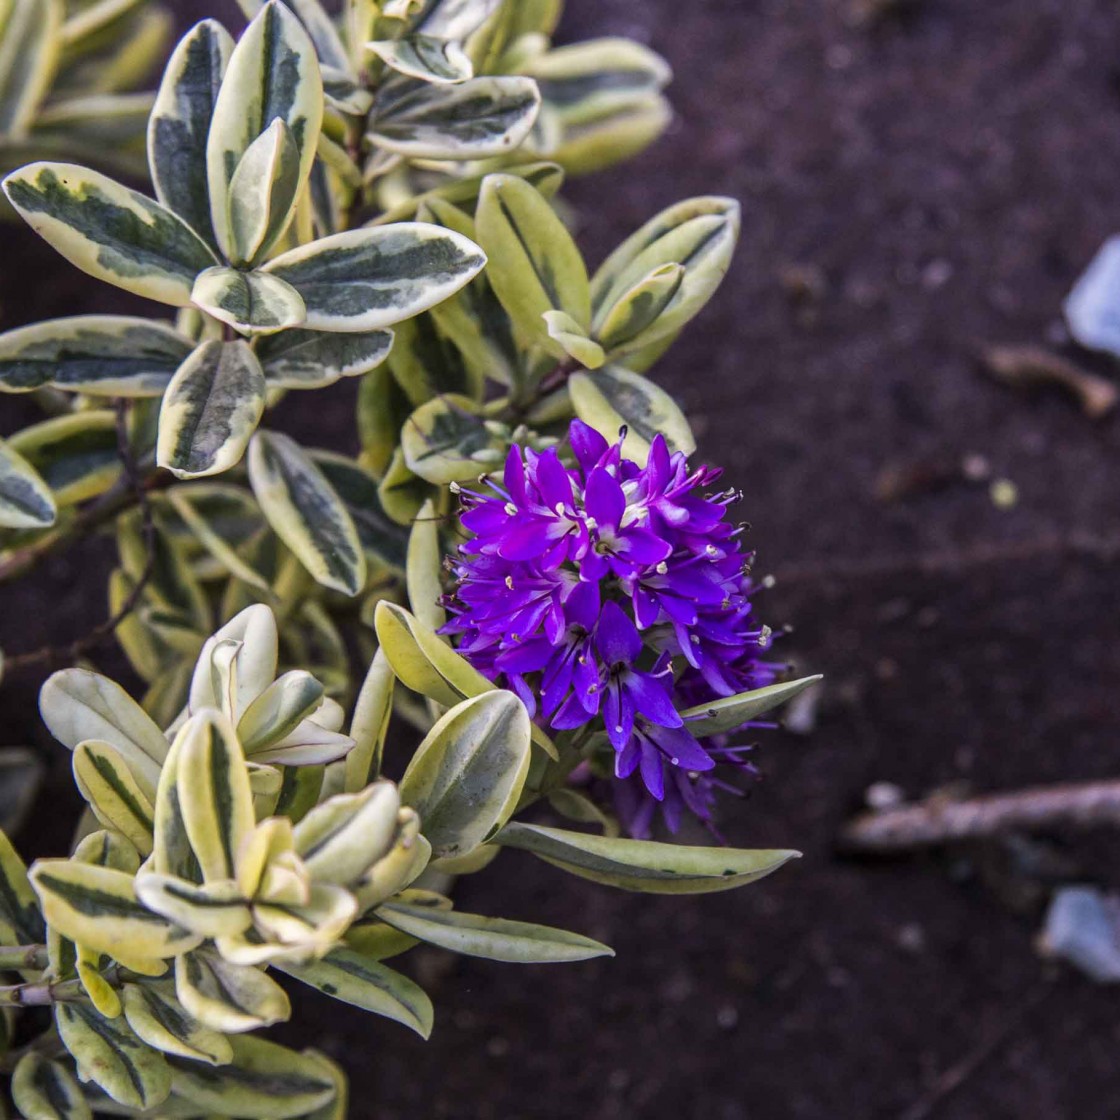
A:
990,478,1019,509
866,781,905,810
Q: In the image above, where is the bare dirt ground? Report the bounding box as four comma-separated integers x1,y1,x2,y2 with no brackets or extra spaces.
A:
4,0,1120,1116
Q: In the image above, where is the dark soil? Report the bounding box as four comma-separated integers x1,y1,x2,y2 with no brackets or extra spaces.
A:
4,0,1120,1116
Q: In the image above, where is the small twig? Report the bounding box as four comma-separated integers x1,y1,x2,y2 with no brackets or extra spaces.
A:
899,983,1051,1120
0,944,50,971
839,779,1120,854
981,345,1118,420
0,976,87,1007
1,402,158,677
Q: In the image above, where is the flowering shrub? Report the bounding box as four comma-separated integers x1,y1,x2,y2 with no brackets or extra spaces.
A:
0,1,816,1116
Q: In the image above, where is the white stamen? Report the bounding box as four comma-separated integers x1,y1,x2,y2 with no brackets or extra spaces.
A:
505,575,514,589
656,561,668,575
505,502,517,515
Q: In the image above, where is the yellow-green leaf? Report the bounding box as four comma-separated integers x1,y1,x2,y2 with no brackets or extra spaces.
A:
11,1052,91,1120
175,949,291,1033
121,981,233,1066
293,782,401,886
72,741,155,856
0,0,62,138
0,437,55,529
680,675,824,737
190,266,306,335
255,328,393,389
9,411,120,507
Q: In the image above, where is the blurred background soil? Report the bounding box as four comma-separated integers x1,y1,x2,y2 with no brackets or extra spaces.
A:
4,0,1120,1116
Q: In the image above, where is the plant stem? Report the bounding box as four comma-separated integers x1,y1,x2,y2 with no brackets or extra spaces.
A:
838,779,1120,854
0,977,86,1007
0,944,49,971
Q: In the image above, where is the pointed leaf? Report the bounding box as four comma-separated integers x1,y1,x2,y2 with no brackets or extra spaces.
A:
680,675,824,737
248,430,366,596
187,604,278,720
0,314,194,396
256,328,393,389
495,822,800,894
406,496,446,631
378,903,613,963
206,0,323,262
175,949,291,1033
0,438,55,529
345,649,394,791
400,691,531,859
261,223,485,332
227,118,303,267
400,394,502,484
148,19,233,250
543,308,605,367
276,947,432,1037
191,266,306,335
3,163,218,305
292,782,400,886
238,670,325,753
596,261,685,354
0,825,44,943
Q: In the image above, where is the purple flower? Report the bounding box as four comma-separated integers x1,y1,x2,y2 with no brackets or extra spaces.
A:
443,420,781,836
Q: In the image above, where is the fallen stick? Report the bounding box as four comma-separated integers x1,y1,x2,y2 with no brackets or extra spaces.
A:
838,779,1120,854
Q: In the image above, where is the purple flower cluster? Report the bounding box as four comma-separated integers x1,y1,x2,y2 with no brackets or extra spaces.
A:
442,420,779,836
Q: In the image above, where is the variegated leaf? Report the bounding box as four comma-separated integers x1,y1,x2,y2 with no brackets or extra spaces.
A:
148,19,233,252
237,670,325,753
0,0,62,138
248,880,357,953
191,266,306,335
3,163,218,305
30,859,201,959
387,307,484,404
351,811,429,912
543,309,604,368
541,96,670,177
345,649,394,791
55,1002,171,1112
168,1036,336,1118
406,497,445,631
11,1052,91,1120
256,327,393,389
400,691,531,859
590,196,740,346
400,394,502,484
0,438,55,529
0,825,43,943
495,822,801,894
156,339,267,480
72,741,155,856
261,224,485,333
370,76,540,159
378,903,613,963
135,874,252,939
176,949,290,1033
226,118,302,267
369,33,472,84
150,724,202,884
248,431,366,596
681,675,824,737
176,710,255,884
569,365,694,467
377,446,431,525
476,172,589,353
207,0,323,262
276,947,433,1037
121,981,233,1066
412,0,501,42
40,668,169,798
8,412,119,507
58,0,145,47
0,314,194,396
596,261,685,354
188,604,278,720
293,782,400,886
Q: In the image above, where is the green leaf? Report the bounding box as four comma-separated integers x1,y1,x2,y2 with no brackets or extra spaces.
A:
406,497,446,630
11,1052,91,1120
345,649,394,791
387,311,484,405
248,431,366,596
369,33,472,84
168,1035,336,1119
206,0,323,263
0,825,44,944
55,1002,171,1113
121,981,233,1066
310,451,410,572
72,741,155,857
374,600,558,759
0,0,62,138
175,951,289,1036
475,172,589,353
3,163,218,305
165,488,272,595
569,365,694,467
134,874,252,939
495,822,800,894
8,411,119,506
40,668,169,799
595,261,685,355
400,394,502,484
378,903,613,963
190,266,307,335
590,196,740,347
412,0,501,41
680,675,823,737
0,438,55,529
30,859,200,960
277,947,433,1037
370,76,540,159
150,723,202,884
148,19,233,252
256,328,393,389
0,314,194,396
176,710,255,884
237,670,325,753
156,340,267,480
400,691,531,859
377,447,431,526
293,782,401,886
261,224,486,333
543,309,605,368
545,97,671,177
227,118,303,267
